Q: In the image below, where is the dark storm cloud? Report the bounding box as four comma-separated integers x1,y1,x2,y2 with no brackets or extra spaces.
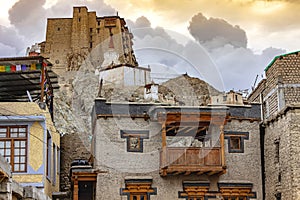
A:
188,13,247,49
129,15,285,91
0,25,25,55
9,0,46,41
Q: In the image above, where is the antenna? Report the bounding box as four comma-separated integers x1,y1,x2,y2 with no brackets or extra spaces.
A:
252,74,259,91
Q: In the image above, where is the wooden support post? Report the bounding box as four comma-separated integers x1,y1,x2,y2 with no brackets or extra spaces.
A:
161,122,167,168
220,125,225,167
73,179,79,200
40,61,45,102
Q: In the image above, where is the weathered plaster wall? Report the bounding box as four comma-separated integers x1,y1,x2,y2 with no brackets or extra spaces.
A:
93,115,262,199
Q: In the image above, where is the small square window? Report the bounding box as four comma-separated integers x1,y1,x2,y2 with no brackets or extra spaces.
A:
224,131,249,153
128,136,141,152
230,137,241,150
120,130,149,153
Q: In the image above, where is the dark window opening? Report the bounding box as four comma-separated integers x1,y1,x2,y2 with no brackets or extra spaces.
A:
230,137,241,150
275,193,281,200
57,27,60,31
78,181,95,200
90,28,93,33
46,131,51,178
275,140,280,163
90,42,93,48
78,17,81,22
97,28,100,34
278,171,281,183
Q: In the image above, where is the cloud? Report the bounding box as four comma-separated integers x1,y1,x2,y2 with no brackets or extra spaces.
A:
107,0,300,52
0,25,25,55
187,13,286,90
188,13,247,48
129,14,286,91
8,0,47,41
0,0,290,91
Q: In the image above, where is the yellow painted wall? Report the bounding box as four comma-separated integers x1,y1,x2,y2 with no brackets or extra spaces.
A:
29,122,44,172
13,174,43,183
0,102,60,197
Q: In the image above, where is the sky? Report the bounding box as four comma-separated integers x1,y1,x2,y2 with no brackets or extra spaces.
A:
0,0,299,92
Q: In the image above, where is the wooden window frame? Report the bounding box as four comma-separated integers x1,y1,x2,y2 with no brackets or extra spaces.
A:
218,183,256,200
0,125,28,172
120,179,157,200
130,193,148,200
120,130,149,153
178,182,209,199
224,131,249,153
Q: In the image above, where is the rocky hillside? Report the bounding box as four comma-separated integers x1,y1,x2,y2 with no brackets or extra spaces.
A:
101,74,221,105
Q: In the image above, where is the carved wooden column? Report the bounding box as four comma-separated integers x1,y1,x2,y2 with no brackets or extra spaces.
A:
220,125,225,167
161,122,167,175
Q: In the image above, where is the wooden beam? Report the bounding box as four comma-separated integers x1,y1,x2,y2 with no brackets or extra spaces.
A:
197,171,205,175
184,171,191,175
173,171,182,175
162,122,167,148
207,170,218,176
40,63,45,102
220,125,226,167
166,126,178,132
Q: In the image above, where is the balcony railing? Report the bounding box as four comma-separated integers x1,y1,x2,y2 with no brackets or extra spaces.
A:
160,147,225,176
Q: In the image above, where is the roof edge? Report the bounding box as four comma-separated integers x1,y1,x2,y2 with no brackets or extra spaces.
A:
264,50,300,72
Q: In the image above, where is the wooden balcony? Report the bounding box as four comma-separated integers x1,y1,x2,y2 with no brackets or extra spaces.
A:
160,147,226,176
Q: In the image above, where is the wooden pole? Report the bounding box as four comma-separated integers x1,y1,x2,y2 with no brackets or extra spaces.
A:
73,179,79,200
161,122,167,168
220,125,225,167
40,61,45,102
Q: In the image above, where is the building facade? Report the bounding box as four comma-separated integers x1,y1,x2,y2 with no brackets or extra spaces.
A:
86,98,263,200
248,51,300,200
0,102,60,199
41,6,138,75
0,56,61,199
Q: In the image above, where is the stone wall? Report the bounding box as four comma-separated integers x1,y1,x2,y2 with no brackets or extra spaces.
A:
264,106,300,200
223,119,263,199
42,6,137,76
92,106,262,199
249,52,300,119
